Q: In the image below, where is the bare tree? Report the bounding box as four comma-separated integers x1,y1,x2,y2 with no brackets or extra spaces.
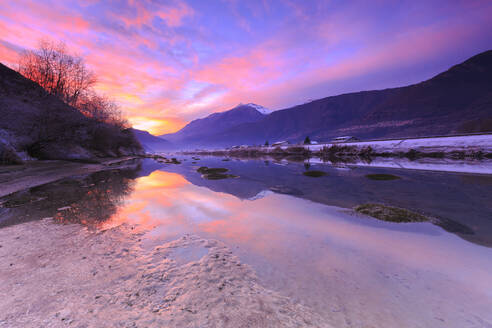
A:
18,39,130,130
77,92,129,129
18,39,95,107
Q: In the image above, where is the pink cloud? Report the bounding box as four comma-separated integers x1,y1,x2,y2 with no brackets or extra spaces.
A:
0,0,490,134
118,0,194,28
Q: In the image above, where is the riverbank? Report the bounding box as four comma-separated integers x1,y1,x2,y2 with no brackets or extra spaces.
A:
0,218,329,328
183,134,492,161
0,157,140,198
1,158,491,327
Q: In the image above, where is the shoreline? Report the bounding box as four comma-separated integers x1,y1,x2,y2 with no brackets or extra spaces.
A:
0,218,330,327
181,134,492,162
0,156,141,198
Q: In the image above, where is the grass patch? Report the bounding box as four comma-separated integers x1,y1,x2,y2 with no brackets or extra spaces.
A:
202,173,238,180
196,166,237,179
303,170,327,177
365,173,400,180
197,167,229,174
355,203,428,223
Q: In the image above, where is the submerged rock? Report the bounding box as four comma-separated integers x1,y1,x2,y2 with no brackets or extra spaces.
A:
269,185,303,196
197,167,237,179
202,173,238,180
197,167,228,174
365,173,400,180
303,170,327,177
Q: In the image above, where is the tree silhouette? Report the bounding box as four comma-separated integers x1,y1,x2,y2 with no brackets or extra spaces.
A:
18,39,128,129
304,136,311,144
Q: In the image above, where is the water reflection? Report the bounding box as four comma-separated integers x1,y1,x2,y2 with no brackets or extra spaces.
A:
162,156,492,247
106,162,492,327
0,163,140,228
1,157,492,326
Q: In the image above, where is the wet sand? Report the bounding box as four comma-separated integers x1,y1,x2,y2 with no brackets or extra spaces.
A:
0,218,329,328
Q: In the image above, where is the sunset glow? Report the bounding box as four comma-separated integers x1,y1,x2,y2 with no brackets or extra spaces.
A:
1,0,491,134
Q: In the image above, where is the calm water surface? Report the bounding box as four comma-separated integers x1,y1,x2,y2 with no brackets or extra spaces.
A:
1,157,492,327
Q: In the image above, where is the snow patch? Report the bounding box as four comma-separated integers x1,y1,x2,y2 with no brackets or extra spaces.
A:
247,189,273,201
244,103,272,115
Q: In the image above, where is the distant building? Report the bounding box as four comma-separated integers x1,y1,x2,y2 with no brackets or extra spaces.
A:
331,136,360,143
271,141,289,147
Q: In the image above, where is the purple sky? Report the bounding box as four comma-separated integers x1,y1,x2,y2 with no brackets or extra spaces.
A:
0,0,491,134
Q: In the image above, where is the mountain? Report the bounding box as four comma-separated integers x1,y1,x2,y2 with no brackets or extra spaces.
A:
131,128,172,152
160,103,270,145
0,63,143,164
165,50,492,148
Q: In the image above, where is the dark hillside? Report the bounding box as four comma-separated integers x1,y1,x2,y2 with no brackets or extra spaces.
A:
0,63,143,164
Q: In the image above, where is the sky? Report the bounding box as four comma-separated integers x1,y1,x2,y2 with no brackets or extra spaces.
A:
0,0,491,135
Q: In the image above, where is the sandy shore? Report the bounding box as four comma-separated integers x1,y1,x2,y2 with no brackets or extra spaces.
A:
0,157,140,198
0,218,330,328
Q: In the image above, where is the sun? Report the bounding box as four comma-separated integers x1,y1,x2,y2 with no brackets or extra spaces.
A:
129,116,185,135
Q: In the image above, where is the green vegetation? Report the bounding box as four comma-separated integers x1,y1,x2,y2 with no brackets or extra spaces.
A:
355,203,428,223
304,136,311,144
365,173,400,180
197,166,237,179
202,172,238,180
303,170,327,177
197,167,228,174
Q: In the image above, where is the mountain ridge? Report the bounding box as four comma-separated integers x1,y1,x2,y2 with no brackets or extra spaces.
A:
160,103,270,142
163,50,492,148
130,128,171,152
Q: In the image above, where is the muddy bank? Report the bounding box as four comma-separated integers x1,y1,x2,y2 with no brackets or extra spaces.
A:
184,145,491,162
182,134,492,162
0,219,329,328
0,157,140,198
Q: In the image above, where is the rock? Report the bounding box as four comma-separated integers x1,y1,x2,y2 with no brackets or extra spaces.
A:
0,129,25,164
0,140,24,164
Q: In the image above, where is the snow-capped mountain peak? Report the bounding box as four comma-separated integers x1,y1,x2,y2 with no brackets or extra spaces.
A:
243,103,272,115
